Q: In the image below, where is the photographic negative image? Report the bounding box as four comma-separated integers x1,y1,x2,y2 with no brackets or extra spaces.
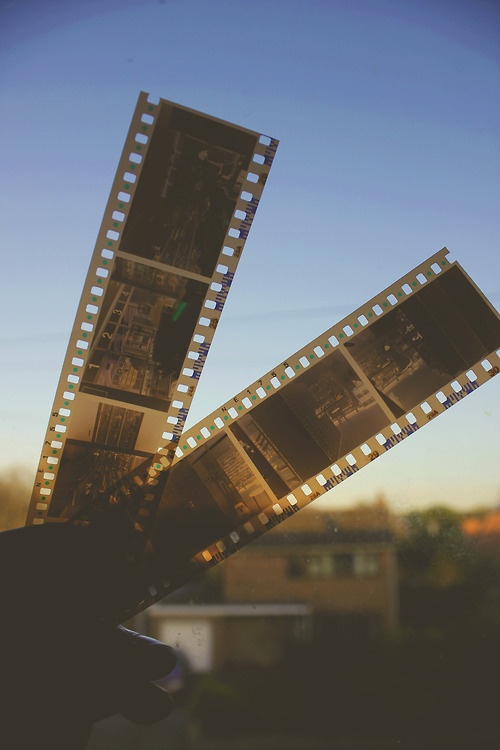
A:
120,101,257,277
48,438,147,519
151,433,273,566
345,266,500,418
47,394,173,520
230,350,388,494
80,258,208,410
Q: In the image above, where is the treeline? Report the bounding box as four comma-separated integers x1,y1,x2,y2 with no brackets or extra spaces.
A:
398,505,500,635
0,471,32,531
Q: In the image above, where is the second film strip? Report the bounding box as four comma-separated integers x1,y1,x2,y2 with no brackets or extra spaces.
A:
99,248,500,620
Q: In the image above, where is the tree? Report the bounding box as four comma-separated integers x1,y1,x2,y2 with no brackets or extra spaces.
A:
398,505,500,634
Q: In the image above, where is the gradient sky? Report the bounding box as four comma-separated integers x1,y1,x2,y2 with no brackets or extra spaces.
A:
1,0,499,518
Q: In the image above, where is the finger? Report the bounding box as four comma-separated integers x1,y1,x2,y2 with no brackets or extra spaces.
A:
113,625,177,682
80,623,177,722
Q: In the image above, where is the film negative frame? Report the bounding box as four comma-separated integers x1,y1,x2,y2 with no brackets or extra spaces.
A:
130,246,500,614
27,92,278,525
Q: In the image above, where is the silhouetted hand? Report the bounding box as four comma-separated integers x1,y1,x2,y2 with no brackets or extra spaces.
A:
0,520,176,750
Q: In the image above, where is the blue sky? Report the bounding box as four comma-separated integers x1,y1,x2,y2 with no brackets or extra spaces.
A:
1,0,499,515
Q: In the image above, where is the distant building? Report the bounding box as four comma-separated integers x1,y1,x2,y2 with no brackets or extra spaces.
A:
148,502,399,671
223,502,399,641
149,602,311,673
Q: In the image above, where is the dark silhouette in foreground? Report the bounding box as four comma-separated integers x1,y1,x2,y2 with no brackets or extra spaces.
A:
0,519,176,749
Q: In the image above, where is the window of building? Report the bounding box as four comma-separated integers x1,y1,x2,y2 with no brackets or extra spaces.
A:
287,551,379,579
354,551,379,576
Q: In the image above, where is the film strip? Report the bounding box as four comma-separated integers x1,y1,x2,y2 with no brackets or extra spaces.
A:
27,92,278,528
115,247,500,620
24,95,499,624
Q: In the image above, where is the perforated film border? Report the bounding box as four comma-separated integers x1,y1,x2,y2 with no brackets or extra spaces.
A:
135,250,457,491
186,350,500,558
28,92,279,523
127,247,500,612
169,248,456,457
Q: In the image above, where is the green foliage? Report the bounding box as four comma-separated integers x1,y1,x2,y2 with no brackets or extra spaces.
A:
397,506,500,634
